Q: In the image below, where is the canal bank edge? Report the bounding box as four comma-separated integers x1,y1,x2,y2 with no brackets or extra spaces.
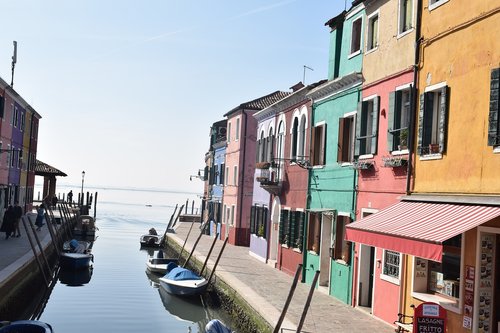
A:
164,233,296,333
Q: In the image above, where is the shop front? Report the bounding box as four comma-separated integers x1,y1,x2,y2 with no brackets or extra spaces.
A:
345,197,500,333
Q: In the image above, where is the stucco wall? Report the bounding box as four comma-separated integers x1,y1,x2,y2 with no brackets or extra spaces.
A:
414,1,500,194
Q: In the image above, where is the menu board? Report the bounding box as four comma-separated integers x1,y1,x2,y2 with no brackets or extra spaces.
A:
478,234,496,333
463,265,474,330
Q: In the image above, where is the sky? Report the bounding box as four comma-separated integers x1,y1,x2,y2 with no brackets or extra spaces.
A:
0,0,345,194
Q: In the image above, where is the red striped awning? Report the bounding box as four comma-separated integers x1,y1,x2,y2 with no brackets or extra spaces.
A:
345,201,500,262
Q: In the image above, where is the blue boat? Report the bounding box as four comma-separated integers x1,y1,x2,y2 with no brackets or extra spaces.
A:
205,319,233,333
0,320,53,333
159,262,208,296
59,252,93,269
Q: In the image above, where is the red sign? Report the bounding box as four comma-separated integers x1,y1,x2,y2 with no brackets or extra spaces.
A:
413,302,447,333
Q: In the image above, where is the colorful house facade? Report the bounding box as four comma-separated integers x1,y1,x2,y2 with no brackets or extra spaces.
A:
345,0,500,332
222,91,290,246
208,120,227,237
349,0,417,324
304,2,365,304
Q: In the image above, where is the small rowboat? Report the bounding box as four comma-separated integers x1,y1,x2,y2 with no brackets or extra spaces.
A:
159,262,208,296
0,320,53,333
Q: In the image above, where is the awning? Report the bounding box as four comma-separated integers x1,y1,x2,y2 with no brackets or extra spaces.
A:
345,201,500,262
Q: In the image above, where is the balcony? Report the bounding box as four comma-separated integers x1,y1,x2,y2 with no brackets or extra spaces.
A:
255,161,282,195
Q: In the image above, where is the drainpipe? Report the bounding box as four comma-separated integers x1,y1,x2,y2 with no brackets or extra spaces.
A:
302,98,314,283
406,0,423,195
238,110,248,245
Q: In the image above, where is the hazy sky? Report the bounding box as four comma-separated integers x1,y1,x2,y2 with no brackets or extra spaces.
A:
0,1,344,194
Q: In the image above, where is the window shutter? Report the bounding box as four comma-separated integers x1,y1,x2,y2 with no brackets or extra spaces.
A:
256,139,261,162
250,205,256,234
279,209,286,244
370,97,380,155
268,135,275,162
417,93,425,155
204,166,209,181
289,211,296,247
263,207,268,239
438,86,448,153
0,96,4,118
488,68,500,146
297,211,305,251
320,124,327,165
355,102,363,157
220,163,225,185
387,91,396,151
337,118,345,163
310,126,316,164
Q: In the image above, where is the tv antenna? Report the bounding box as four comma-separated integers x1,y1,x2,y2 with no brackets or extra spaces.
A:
11,41,17,87
303,65,313,84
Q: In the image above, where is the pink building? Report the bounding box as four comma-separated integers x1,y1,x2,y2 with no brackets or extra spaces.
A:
221,91,290,246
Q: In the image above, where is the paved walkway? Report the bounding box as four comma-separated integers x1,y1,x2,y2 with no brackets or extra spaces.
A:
166,222,395,333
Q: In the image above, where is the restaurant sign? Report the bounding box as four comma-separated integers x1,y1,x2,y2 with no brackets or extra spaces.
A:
413,302,447,332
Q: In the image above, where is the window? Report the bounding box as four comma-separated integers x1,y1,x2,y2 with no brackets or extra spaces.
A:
225,166,229,185
388,88,411,151
230,205,235,226
291,117,299,161
13,107,19,128
367,13,379,51
0,96,4,118
429,0,449,11
267,128,274,162
233,166,238,185
21,112,25,131
488,68,499,147
350,17,362,55
311,123,326,166
223,204,228,224
250,205,268,239
17,149,22,169
219,163,225,185
418,84,448,155
399,0,413,34
355,97,379,156
10,147,15,168
298,114,307,161
338,114,356,163
413,234,461,300
227,122,231,143
332,215,351,264
383,250,401,279
235,118,240,141
279,209,305,250
257,131,266,163
307,212,321,253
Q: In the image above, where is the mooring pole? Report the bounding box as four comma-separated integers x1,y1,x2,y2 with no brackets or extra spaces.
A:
296,270,320,333
273,264,303,333
182,221,209,268
21,217,50,286
207,236,229,285
200,232,219,276
93,192,98,219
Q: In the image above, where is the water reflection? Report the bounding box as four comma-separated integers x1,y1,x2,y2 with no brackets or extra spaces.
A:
58,267,93,287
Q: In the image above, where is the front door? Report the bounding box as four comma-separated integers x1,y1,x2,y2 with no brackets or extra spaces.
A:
358,244,375,309
318,213,333,289
268,197,281,265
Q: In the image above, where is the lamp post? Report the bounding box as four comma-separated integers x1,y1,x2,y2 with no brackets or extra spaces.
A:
81,170,85,206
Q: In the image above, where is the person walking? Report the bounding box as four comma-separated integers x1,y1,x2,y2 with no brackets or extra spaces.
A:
12,201,23,238
35,204,45,231
0,206,15,239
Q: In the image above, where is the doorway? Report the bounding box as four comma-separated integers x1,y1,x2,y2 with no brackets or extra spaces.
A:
358,244,375,310
268,197,281,266
318,213,333,291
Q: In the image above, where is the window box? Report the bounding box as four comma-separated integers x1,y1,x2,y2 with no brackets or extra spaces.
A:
255,162,271,169
351,160,374,170
382,156,408,168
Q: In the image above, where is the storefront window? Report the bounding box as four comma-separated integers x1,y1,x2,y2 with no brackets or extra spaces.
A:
383,250,401,279
428,235,461,298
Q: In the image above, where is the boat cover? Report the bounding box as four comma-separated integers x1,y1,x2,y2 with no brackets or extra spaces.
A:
166,266,203,281
205,319,232,333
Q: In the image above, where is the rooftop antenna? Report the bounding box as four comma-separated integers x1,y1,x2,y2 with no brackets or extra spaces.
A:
11,41,17,87
303,65,313,84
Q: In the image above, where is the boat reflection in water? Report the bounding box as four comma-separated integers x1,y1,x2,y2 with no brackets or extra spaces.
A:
59,267,93,287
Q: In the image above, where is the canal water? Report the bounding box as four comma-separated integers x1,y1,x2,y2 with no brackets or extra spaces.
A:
32,186,234,333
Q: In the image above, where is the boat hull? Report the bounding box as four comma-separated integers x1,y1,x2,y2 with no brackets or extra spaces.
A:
60,253,93,269
146,258,179,274
140,234,163,248
0,320,53,333
159,276,208,296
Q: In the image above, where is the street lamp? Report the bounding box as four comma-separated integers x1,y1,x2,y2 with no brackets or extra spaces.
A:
81,170,85,206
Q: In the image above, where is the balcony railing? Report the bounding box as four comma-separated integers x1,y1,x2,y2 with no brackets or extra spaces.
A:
255,159,282,195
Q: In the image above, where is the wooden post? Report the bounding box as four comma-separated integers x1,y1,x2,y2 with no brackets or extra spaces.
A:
200,232,219,276
25,216,52,278
182,221,209,268
21,217,50,286
185,199,188,214
296,270,320,333
93,192,98,219
273,264,303,333
207,236,229,285
191,200,194,214
178,218,195,261
43,209,60,257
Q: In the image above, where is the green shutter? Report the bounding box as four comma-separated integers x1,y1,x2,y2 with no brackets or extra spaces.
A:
250,205,256,234
355,102,363,156
387,91,396,151
370,96,380,155
438,86,448,153
417,93,425,155
279,209,286,244
488,68,499,146
297,211,305,251
289,211,297,248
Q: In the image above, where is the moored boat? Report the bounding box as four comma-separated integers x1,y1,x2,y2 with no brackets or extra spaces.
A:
73,215,97,238
205,319,233,333
159,262,208,296
146,251,179,274
0,320,53,333
59,252,93,269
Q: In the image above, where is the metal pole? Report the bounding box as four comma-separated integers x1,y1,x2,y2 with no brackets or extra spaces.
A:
296,270,320,333
273,264,303,333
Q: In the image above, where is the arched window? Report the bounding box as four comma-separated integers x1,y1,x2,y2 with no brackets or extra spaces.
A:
258,131,266,163
298,114,307,160
267,127,274,162
291,117,299,161
277,121,285,162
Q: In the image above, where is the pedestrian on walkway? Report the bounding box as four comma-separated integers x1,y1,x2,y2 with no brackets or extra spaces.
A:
35,204,45,231
67,190,73,206
0,206,14,239
12,201,23,238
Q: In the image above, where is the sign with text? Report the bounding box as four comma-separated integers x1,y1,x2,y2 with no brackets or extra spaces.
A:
414,302,447,333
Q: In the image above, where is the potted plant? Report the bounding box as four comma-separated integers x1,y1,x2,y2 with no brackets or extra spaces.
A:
399,129,408,150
